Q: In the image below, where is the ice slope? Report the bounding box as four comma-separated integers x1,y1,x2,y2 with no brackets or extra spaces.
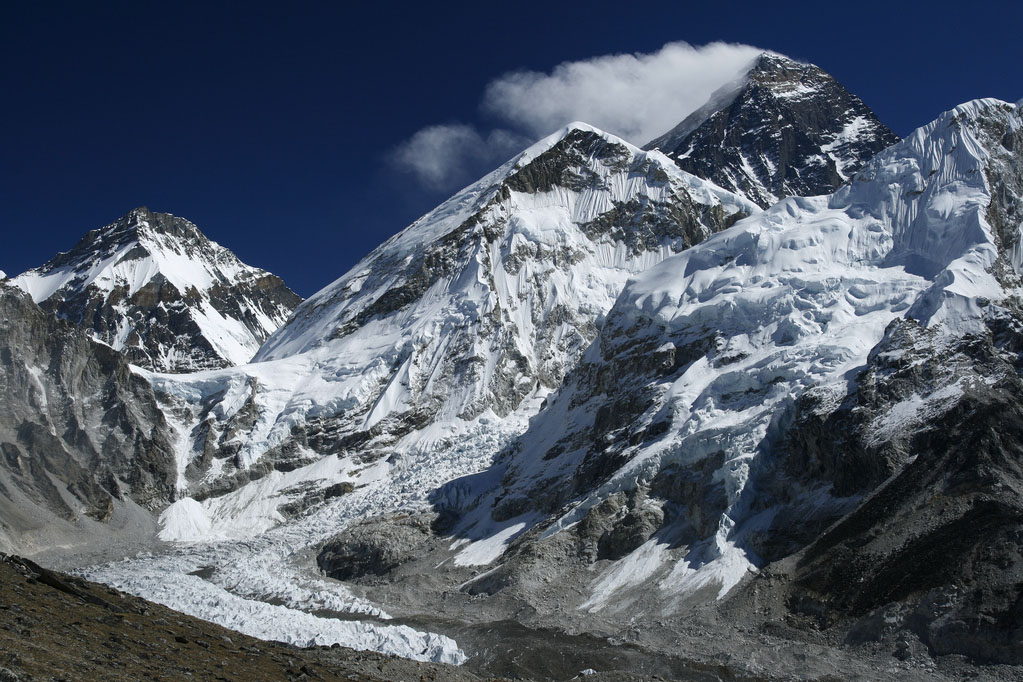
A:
13,207,300,372
149,122,757,504
449,98,1022,611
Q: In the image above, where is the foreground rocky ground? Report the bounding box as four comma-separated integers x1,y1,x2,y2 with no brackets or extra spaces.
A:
5,550,1021,682
0,554,488,682
0,554,771,682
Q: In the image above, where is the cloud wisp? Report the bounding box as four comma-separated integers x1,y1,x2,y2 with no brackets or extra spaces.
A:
391,41,767,192
388,124,531,192
483,41,764,145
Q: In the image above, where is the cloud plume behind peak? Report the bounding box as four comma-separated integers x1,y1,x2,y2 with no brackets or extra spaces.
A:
388,124,530,192
483,41,765,145
390,41,768,191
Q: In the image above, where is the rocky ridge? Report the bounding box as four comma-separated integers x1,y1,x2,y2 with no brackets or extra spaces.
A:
0,282,177,556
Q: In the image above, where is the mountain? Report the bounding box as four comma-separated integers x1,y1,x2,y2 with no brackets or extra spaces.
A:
644,53,899,208
0,282,177,556
0,554,496,682
145,123,757,511
13,207,302,373
67,123,759,662
13,85,1023,676
412,99,1023,664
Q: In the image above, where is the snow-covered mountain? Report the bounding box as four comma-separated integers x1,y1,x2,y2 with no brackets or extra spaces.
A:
13,207,301,373
145,123,757,509
400,98,1023,662
53,122,757,667
10,76,1021,672
645,53,899,208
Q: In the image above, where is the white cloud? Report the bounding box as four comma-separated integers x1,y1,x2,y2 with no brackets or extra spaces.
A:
391,41,769,191
389,124,529,191
483,41,765,145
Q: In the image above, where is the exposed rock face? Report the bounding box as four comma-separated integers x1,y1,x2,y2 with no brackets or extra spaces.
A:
645,53,899,207
758,312,1023,665
317,514,436,582
13,207,301,373
0,283,177,554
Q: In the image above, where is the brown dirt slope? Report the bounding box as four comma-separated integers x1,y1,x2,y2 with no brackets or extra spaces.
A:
0,554,491,682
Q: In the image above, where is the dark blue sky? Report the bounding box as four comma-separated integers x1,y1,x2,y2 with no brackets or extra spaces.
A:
3,1,1020,297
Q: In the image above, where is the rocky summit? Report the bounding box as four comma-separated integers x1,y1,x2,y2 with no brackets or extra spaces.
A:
645,53,899,208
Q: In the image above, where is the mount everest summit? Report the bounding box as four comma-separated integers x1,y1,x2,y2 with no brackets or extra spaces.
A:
3,51,1023,680
645,53,899,207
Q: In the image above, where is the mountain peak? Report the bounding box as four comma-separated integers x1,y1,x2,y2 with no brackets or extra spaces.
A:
749,50,803,70
746,52,828,91
644,53,899,208
114,206,203,242
511,121,628,170
12,210,301,372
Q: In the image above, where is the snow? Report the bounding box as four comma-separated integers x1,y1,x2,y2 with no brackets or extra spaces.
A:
11,209,294,369
451,516,536,567
158,498,212,542
867,380,965,448
821,115,877,178
75,99,1023,658
158,454,378,541
580,538,669,612
86,556,464,663
479,98,1023,610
